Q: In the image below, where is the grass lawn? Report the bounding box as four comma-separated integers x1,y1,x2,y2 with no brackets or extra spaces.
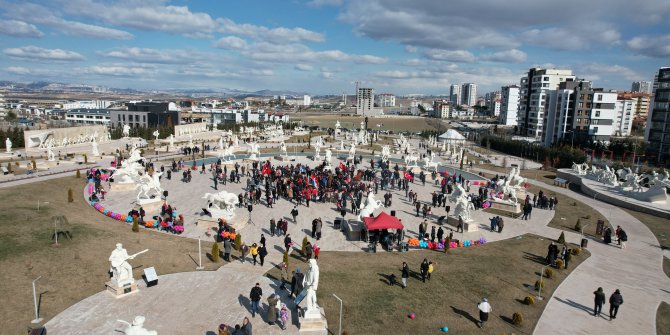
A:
268,234,589,335
659,302,670,335
0,176,222,334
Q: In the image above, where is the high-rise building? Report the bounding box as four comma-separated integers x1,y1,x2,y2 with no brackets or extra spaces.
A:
450,84,461,106
631,81,652,94
303,95,311,106
356,87,374,115
617,92,651,117
499,85,519,126
461,83,477,106
518,68,575,138
645,67,670,163
376,93,396,107
432,100,450,119
486,91,501,116
614,97,636,136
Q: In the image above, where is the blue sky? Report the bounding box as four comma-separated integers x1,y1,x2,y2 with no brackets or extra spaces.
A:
0,0,668,95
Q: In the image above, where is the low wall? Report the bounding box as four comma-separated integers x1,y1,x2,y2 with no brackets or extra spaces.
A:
556,169,670,219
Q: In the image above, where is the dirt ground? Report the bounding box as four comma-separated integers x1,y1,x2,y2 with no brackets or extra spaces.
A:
292,115,448,133
0,176,223,334
268,234,589,335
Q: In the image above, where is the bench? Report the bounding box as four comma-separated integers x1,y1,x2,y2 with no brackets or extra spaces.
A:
553,177,569,188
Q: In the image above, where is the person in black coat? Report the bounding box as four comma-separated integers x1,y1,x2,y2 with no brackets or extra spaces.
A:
609,289,624,320
420,258,429,283
593,287,606,316
604,226,612,244
401,262,409,289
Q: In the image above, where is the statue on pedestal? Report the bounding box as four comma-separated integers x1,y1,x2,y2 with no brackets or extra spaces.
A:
109,243,148,287
280,141,288,157
118,316,157,335
152,130,159,141
188,134,193,147
136,172,163,202
122,124,130,138
381,145,390,162
46,139,55,161
91,138,100,157
5,138,11,153
169,134,175,150
203,191,239,220
303,259,320,312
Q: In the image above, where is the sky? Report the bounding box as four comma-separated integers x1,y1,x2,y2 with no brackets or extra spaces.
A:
0,0,668,95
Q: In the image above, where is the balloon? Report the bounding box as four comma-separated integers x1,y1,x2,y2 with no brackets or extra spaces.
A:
409,313,416,319
441,326,449,332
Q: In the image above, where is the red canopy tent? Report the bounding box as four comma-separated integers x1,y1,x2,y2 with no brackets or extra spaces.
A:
362,211,404,230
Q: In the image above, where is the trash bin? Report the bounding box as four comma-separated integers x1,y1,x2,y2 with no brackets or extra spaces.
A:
581,238,588,248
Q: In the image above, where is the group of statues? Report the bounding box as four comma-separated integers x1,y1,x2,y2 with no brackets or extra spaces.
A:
494,167,526,204
449,183,475,222
203,191,240,220
573,162,670,203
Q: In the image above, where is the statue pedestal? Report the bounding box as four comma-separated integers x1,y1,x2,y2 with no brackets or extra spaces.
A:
110,182,137,192
299,307,328,335
447,217,478,232
489,199,521,214
106,280,139,298
135,198,163,212
275,155,293,162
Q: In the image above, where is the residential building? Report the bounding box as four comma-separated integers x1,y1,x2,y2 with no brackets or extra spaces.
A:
486,91,502,116
191,107,288,125
631,81,652,94
62,100,114,110
461,83,477,106
518,68,575,138
110,102,180,128
376,93,396,107
356,87,374,115
617,92,651,117
303,95,311,106
499,85,520,126
449,84,461,106
65,108,111,125
432,100,450,119
614,97,636,136
645,67,670,163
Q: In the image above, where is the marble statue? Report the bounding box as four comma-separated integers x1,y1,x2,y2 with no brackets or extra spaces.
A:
169,134,175,149
152,130,159,141
422,154,438,172
348,143,356,161
280,141,288,157
122,124,130,138
405,152,419,167
507,167,525,188
46,139,55,161
358,192,383,221
218,146,236,162
449,184,474,222
325,149,332,167
188,134,193,147
302,258,320,312
136,172,163,202
218,136,224,150
381,145,390,162
572,162,589,175
247,142,260,160
118,315,157,335
496,178,518,203
91,137,100,157
335,120,341,135
339,140,345,152
5,138,11,153
203,191,240,220
232,135,239,147
109,243,148,287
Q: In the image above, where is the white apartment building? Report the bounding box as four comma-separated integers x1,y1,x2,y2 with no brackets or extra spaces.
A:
588,90,619,141
518,68,575,138
63,100,114,110
499,85,519,126
461,83,477,106
614,98,636,136
356,88,374,115
303,95,311,106
631,81,652,94
450,84,461,106
376,93,396,107
486,91,501,116
65,108,111,125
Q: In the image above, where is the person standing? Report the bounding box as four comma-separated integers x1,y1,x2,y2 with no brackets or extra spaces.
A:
594,287,606,317
401,262,409,289
259,244,267,266
315,218,322,240
270,219,276,236
619,229,628,249
420,258,429,283
250,243,259,266
267,293,279,325
609,289,624,320
477,298,492,329
284,234,292,252
241,317,253,335
240,243,249,263
279,303,290,330
223,238,232,262
249,283,263,318
291,206,299,223
260,234,266,248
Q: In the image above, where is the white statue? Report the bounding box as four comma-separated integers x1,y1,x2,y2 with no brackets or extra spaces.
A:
358,192,383,221
118,316,157,335
218,147,236,162
5,138,11,153
405,152,419,167
91,137,100,157
335,120,341,135
572,162,588,175
122,124,130,138
188,134,193,147
381,145,390,162
339,140,345,152
136,172,163,202
247,142,260,160
152,130,159,140
449,184,474,221
109,243,148,287
497,178,518,203
325,149,332,166
218,136,224,150
348,143,356,160
302,258,320,312
46,139,55,161
280,141,288,157
507,166,525,188
203,191,240,220
422,156,438,172
169,134,175,149
314,145,321,160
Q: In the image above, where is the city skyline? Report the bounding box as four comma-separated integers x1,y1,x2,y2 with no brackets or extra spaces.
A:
0,0,668,95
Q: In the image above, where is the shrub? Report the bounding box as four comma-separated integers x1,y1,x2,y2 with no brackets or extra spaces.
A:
83,154,88,164
556,259,564,269
211,242,220,262
512,312,523,326
75,169,81,178
31,159,37,170
534,279,544,291
302,236,309,256
557,232,565,244
234,233,242,251
524,296,535,305
574,219,582,232
67,188,74,203
6,162,12,173
132,217,139,232
571,247,582,256
544,268,554,279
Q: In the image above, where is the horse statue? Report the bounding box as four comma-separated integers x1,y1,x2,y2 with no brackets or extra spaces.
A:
454,194,475,222
405,152,419,167
508,166,525,188
422,156,438,172
136,172,163,201
203,191,240,218
348,143,356,160
381,145,390,162
358,192,383,221
500,179,518,203
218,147,236,162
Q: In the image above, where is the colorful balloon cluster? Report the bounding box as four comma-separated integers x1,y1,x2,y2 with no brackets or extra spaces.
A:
221,231,237,240
407,237,487,250
88,181,165,229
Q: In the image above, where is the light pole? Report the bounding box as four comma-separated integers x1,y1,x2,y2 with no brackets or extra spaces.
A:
31,276,43,324
333,294,343,335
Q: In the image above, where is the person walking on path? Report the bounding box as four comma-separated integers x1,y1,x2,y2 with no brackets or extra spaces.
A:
401,262,409,289
279,303,290,330
619,229,628,249
284,234,292,252
477,298,492,329
250,243,259,266
249,283,263,318
291,206,299,223
240,243,249,263
594,287,606,317
609,289,624,320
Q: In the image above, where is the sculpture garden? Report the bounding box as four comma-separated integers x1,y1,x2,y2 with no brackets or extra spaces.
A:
0,123,668,334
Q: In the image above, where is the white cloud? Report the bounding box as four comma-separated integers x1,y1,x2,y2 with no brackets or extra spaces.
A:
87,65,155,76
519,25,620,51
4,46,85,62
579,63,641,81
405,45,418,53
246,42,386,64
294,64,314,71
0,20,43,38
424,49,475,63
102,47,208,64
480,49,527,63
213,36,248,50
307,0,343,7
217,18,324,43
627,34,670,58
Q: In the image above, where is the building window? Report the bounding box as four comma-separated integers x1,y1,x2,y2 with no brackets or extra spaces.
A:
593,126,598,133
595,111,600,117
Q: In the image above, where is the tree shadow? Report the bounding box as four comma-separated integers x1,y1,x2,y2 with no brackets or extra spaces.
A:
553,297,594,314
450,305,479,326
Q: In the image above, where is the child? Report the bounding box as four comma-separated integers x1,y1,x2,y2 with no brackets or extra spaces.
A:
427,262,434,281
279,303,290,330
388,273,397,286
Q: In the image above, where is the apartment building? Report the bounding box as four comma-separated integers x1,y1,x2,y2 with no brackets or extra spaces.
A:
499,85,519,126
645,67,670,163
486,91,501,116
614,98,636,136
356,87,374,115
631,81,652,94
432,100,450,119
518,68,576,138
376,93,396,107
450,84,461,106
461,83,477,106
